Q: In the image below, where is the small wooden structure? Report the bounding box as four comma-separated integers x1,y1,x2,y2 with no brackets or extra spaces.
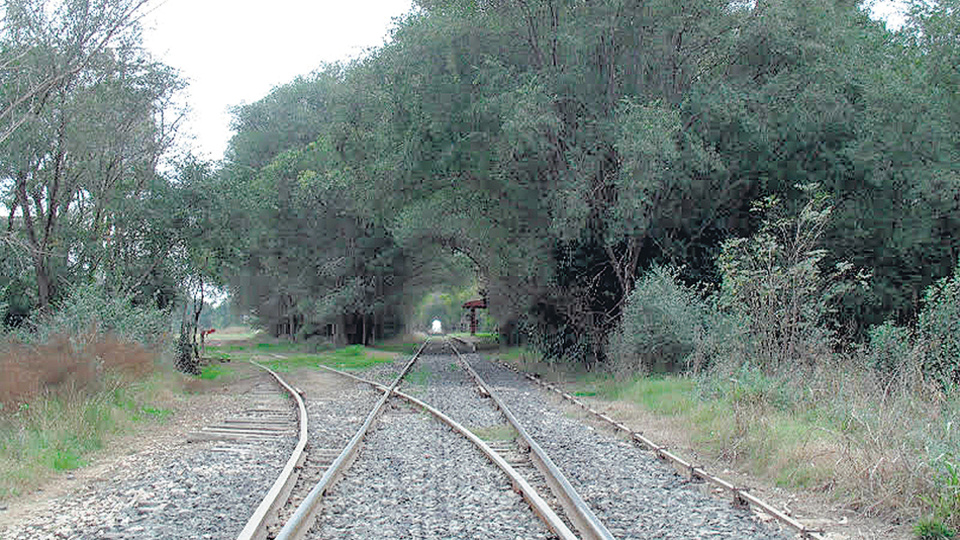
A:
462,298,487,335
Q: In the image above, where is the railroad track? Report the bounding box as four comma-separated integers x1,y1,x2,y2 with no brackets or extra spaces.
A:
235,340,613,540
237,339,792,540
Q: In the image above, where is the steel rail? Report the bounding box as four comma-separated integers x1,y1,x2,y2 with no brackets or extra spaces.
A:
273,340,428,540
313,364,579,540
236,361,310,540
446,340,616,540
490,356,827,540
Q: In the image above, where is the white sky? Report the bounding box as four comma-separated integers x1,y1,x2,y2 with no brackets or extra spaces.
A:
140,0,907,163
141,0,415,162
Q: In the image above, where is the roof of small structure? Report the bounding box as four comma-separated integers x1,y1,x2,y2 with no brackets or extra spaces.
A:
462,299,487,309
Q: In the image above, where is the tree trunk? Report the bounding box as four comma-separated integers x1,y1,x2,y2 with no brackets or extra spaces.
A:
362,314,368,346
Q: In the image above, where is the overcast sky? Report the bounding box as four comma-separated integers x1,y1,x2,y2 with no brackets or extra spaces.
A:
141,0,415,162
141,0,907,163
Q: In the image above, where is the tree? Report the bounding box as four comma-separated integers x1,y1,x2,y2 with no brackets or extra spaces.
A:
1,3,183,313
0,0,155,144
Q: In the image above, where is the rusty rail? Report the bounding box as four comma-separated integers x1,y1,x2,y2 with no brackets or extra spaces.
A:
236,361,310,540
314,364,579,540
446,340,615,540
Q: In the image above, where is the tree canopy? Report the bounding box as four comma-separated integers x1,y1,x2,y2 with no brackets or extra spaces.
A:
218,0,958,358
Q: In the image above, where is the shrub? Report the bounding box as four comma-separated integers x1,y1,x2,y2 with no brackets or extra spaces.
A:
26,283,168,349
0,334,156,408
715,188,865,373
918,263,960,389
607,265,714,374
0,285,165,407
862,320,927,394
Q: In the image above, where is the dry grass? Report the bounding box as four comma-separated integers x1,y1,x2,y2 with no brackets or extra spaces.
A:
0,334,156,409
498,346,959,533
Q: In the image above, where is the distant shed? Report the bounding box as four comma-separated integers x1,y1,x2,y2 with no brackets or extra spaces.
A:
461,299,487,335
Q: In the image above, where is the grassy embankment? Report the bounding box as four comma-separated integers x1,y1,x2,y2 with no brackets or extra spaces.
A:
0,336,176,500
0,326,426,501
496,347,960,537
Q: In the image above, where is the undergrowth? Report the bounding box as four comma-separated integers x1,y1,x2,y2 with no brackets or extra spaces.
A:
0,285,175,500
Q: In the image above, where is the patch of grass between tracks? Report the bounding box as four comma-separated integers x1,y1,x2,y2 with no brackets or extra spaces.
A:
260,345,398,373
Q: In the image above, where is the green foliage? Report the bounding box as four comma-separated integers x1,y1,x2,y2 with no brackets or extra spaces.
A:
864,321,918,378
923,455,960,533
260,345,397,372
916,518,957,540
606,265,714,374
408,366,432,385
0,378,168,499
212,0,960,373
371,341,421,355
24,284,168,348
198,364,233,381
716,189,866,372
918,263,960,388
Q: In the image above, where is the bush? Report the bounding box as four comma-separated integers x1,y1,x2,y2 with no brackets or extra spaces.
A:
918,263,960,389
862,321,927,393
26,284,169,348
607,265,714,374
0,334,157,408
0,285,167,407
715,189,864,373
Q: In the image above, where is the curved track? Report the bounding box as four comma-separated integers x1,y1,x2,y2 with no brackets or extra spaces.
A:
241,340,611,540
240,338,795,540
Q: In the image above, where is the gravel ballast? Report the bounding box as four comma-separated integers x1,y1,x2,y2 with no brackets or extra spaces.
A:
309,398,556,540
463,351,791,540
0,373,298,540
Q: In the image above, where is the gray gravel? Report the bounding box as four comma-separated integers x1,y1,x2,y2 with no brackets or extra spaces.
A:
465,352,791,540
0,380,297,540
269,373,385,536
309,398,555,540
400,350,504,428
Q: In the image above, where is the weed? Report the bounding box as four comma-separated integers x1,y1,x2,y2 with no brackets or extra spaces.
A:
199,364,233,381
915,518,957,539
408,367,432,385
370,341,420,355
0,368,172,500
260,345,397,373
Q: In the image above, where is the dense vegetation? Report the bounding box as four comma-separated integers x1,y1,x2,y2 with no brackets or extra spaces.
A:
218,0,959,360
1,0,958,533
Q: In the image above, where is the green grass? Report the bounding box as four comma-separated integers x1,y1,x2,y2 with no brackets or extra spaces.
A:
0,376,172,499
206,344,247,354
199,364,234,380
606,376,697,416
408,366,432,385
255,342,300,352
261,345,398,373
370,341,421,355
